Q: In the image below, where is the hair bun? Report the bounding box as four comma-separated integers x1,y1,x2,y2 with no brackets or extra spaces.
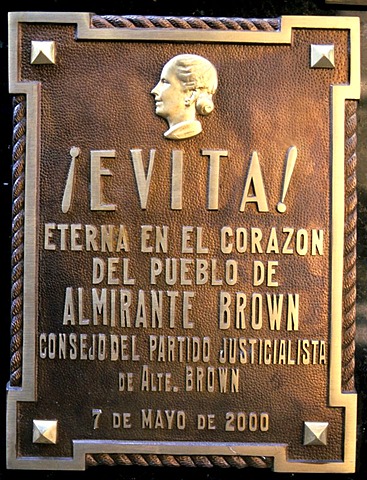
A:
196,93,214,116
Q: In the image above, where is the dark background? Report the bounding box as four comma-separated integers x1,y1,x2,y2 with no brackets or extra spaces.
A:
1,1,366,480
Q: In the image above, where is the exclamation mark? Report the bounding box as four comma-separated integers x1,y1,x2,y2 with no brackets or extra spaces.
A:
277,146,297,213
62,146,80,213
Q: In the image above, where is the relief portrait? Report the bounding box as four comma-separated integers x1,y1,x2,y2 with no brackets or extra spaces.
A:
151,54,218,140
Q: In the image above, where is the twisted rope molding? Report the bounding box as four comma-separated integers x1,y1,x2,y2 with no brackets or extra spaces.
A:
85,453,272,469
91,15,280,31
9,15,356,470
343,100,357,392
10,95,26,387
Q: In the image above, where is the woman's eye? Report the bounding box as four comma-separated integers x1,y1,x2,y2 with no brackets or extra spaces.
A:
161,78,169,84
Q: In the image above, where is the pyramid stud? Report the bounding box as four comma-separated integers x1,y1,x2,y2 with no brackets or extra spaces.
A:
30,41,56,65
310,45,335,69
32,419,58,444
303,421,328,446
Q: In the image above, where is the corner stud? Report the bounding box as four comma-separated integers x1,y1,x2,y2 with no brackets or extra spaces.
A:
303,421,328,446
310,44,335,69
30,41,56,65
32,419,58,444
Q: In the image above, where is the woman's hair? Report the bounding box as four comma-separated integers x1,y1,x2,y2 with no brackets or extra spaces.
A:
168,54,218,116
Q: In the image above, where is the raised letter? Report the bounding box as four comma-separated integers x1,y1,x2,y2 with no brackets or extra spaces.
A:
171,150,183,210
240,151,269,212
90,150,116,211
202,150,228,210
131,149,155,210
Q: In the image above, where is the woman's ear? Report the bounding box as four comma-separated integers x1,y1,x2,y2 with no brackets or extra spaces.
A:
184,89,199,107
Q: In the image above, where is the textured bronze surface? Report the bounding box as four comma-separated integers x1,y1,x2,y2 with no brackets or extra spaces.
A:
7,12,359,473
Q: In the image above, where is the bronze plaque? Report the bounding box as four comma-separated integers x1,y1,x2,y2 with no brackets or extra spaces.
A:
6,12,360,473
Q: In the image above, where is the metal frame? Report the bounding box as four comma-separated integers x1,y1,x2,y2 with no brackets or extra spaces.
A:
7,11,360,472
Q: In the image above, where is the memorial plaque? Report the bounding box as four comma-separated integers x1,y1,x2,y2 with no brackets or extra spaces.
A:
6,12,360,472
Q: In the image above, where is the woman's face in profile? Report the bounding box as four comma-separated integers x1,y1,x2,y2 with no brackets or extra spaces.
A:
151,62,186,121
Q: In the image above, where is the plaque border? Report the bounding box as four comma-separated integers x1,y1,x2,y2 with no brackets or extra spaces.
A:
6,12,360,472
